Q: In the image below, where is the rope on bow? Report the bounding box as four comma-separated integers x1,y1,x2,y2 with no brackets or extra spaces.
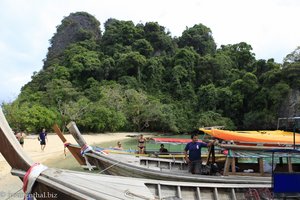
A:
23,163,48,200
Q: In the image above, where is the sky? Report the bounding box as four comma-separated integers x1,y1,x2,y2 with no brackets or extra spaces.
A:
0,0,299,103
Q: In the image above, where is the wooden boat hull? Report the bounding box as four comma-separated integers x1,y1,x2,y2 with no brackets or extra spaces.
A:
201,129,300,145
0,110,99,199
86,152,270,184
66,121,271,184
12,168,271,200
54,123,226,166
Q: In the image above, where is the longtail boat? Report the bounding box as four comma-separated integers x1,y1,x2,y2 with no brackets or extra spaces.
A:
53,124,226,163
66,121,271,184
0,109,272,200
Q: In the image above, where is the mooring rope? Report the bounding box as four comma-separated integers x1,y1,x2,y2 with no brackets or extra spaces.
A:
80,144,94,171
98,160,122,174
63,141,71,157
22,163,48,200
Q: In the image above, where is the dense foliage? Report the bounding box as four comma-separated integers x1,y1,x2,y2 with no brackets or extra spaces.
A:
2,12,299,133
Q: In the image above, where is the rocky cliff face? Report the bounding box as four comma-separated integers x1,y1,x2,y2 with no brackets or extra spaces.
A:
279,89,300,117
43,12,101,69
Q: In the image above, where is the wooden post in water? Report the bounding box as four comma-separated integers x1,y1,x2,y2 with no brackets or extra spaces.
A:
211,145,215,164
258,158,264,176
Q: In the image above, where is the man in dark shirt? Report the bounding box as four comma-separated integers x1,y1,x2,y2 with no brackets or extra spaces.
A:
184,134,215,174
159,144,168,153
39,128,47,151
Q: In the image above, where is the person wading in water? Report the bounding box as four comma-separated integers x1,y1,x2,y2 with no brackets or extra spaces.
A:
138,134,146,154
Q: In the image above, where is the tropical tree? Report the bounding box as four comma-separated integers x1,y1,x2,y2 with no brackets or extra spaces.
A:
197,111,235,130
143,22,175,55
116,52,147,82
219,42,256,71
283,46,300,66
178,23,216,55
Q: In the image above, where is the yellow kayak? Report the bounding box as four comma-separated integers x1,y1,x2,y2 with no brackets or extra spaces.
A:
200,128,300,145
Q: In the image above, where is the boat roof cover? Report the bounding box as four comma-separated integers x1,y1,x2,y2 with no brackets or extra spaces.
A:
264,148,300,153
228,149,300,158
151,137,195,144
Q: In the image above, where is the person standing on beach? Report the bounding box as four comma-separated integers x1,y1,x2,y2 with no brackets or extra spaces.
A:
38,128,47,151
16,131,25,147
184,134,215,174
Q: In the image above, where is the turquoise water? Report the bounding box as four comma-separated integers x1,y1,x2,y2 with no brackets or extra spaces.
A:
119,134,211,153
97,134,193,152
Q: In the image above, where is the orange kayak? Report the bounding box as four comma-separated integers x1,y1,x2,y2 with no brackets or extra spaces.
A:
200,129,300,145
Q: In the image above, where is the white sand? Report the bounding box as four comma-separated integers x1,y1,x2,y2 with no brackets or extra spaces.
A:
0,132,138,199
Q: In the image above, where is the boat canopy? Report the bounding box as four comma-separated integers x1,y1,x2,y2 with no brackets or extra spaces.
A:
228,149,300,158
151,137,195,144
277,116,300,130
264,148,300,153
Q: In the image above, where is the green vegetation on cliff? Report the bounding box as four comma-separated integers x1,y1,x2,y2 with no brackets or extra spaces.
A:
3,12,300,133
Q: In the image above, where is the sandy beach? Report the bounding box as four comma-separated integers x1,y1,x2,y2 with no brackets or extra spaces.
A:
0,132,138,199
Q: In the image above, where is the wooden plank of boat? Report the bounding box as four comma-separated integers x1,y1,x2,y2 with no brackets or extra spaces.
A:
11,168,155,199
67,121,271,184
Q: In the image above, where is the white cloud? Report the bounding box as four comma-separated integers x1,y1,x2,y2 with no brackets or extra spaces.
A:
0,0,300,102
